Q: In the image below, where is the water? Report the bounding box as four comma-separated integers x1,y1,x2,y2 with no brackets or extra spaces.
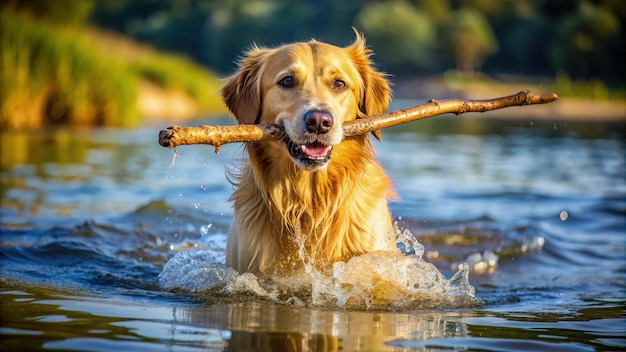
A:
1,110,625,351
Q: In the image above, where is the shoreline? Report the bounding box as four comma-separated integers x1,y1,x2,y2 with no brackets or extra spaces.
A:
392,77,626,122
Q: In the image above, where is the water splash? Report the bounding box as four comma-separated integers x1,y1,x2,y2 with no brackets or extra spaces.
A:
158,228,480,310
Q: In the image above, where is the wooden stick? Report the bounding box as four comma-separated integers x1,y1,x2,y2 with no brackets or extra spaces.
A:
158,90,558,151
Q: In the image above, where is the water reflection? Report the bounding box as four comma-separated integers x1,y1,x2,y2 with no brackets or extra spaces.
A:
0,125,237,225
185,301,471,351
4,280,623,352
2,283,474,351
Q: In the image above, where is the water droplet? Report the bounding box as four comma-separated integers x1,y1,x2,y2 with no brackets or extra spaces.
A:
200,224,212,235
534,236,545,249
169,148,180,168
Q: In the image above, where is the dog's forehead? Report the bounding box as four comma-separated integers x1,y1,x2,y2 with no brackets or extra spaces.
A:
268,41,357,76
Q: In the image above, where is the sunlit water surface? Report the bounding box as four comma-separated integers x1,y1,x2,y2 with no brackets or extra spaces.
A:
1,110,625,351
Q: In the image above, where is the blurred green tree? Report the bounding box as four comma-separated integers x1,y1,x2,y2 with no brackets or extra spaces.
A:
355,1,436,72
415,0,451,24
551,1,622,82
1,0,94,24
443,8,498,73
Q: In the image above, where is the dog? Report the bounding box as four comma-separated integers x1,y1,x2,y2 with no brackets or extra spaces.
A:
221,32,397,275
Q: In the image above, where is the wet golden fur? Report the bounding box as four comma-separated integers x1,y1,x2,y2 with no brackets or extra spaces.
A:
221,33,397,275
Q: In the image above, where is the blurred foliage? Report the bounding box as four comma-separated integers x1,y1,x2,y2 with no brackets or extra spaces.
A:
444,8,498,73
2,0,94,25
127,50,224,112
88,0,625,88
0,1,223,129
355,1,436,72
0,9,138,129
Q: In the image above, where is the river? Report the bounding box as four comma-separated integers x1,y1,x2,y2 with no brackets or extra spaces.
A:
1,105,625,351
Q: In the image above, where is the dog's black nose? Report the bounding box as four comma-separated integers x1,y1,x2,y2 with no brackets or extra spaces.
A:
304,110,333,134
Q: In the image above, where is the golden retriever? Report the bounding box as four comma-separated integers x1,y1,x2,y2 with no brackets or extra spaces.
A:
221,33,397,275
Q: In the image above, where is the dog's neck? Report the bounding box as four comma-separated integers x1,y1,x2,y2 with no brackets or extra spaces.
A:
229,135,395,274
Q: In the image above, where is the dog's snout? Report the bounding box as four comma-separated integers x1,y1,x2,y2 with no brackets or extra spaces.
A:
304,110,333,134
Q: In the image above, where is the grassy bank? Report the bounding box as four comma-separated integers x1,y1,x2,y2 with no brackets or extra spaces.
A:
0,11,224,130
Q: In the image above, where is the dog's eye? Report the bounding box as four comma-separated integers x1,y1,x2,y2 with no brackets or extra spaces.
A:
278,76,295,89
332,79,346,92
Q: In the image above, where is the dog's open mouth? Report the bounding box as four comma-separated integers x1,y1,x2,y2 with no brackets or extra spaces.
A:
282,134,333,169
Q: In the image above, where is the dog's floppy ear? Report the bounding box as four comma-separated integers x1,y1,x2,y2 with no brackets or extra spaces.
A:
221,46,270,124
347,31,392,141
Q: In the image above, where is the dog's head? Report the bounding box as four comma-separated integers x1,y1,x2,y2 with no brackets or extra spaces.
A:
222,32,391,170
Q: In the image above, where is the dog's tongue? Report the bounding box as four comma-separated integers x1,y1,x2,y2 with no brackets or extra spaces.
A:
302,142,331,157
